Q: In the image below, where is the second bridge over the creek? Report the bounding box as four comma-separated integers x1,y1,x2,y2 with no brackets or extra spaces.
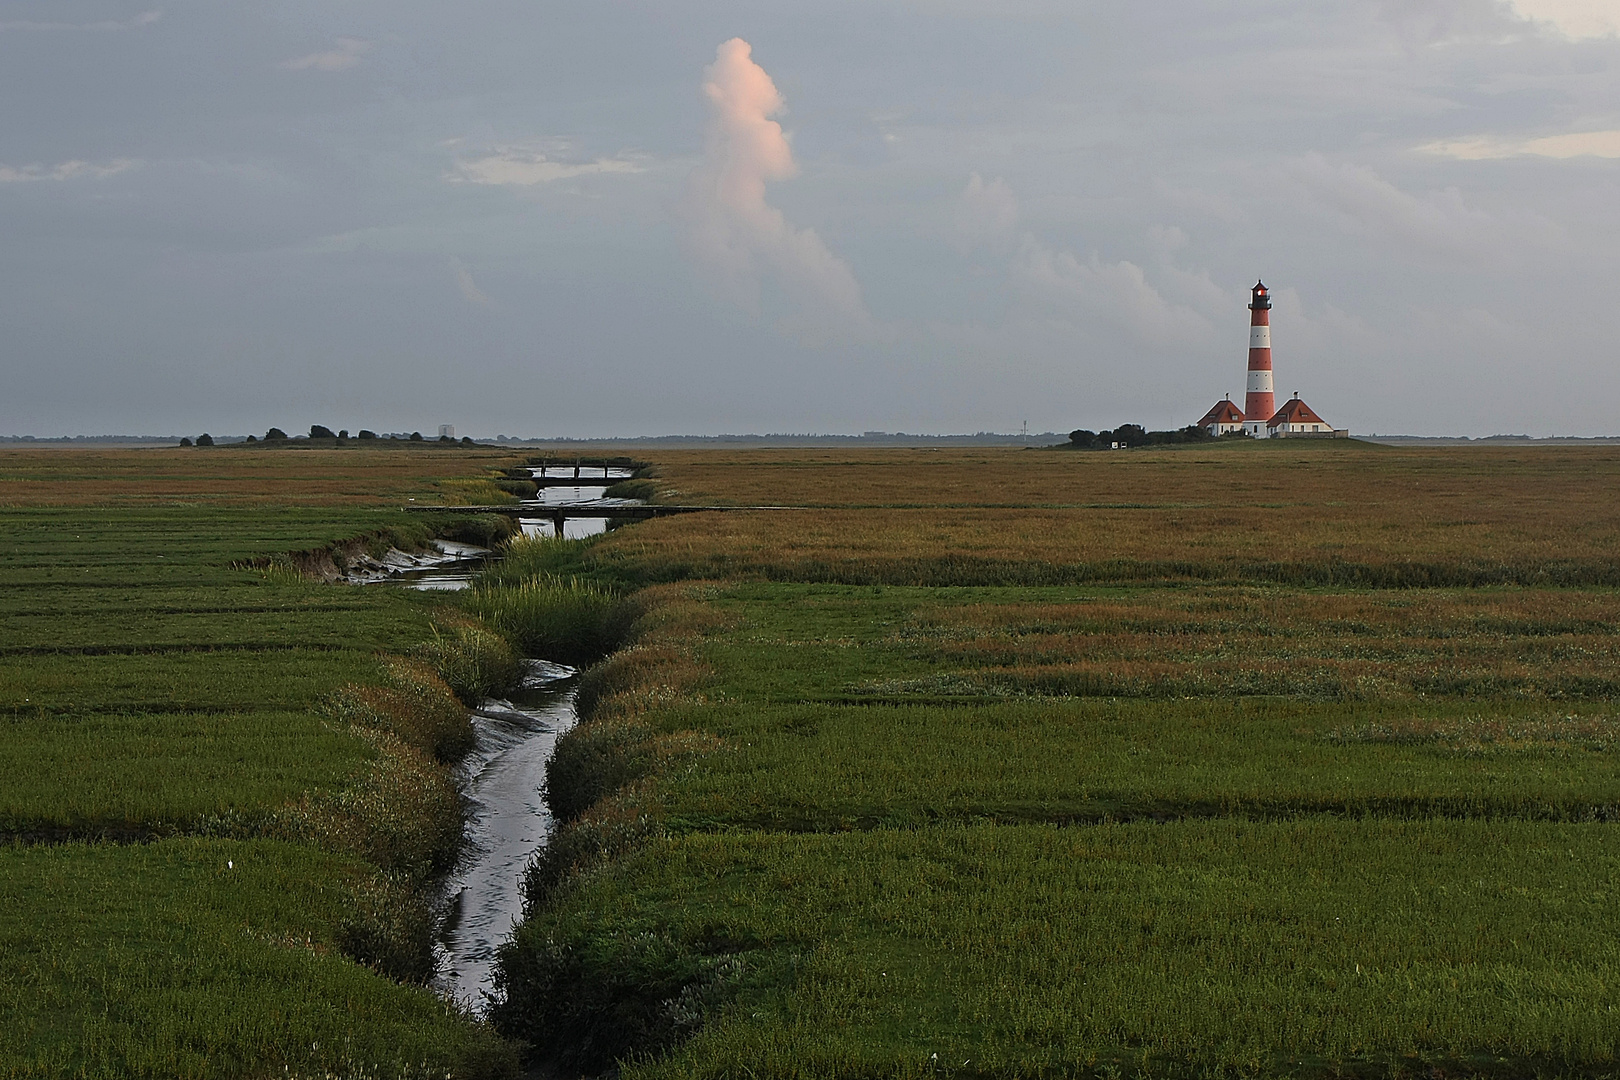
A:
408,502,805,535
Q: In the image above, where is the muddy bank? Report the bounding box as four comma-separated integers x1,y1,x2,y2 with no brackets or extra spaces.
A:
342,539,492,590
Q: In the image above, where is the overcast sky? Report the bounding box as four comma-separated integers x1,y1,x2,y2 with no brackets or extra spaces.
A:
2,1,1617,437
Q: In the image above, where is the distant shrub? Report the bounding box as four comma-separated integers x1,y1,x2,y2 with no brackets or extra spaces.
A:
338,429,348,439
196,433,214,446
310,424,336,439
410,431,424,442
178,437,193,447
1069,424,1212,449
244,434,257,443
357,429,377,440
265,427,287,440
461,436,475,446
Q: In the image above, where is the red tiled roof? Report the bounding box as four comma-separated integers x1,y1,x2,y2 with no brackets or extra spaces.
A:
1198,399,1245,425
1267,398,1329,427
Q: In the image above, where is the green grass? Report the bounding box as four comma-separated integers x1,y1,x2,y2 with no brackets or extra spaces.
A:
0,709,369,835
1,839,509,1079
498,572,1620,1076
459,537,638,665
503,819,1620,1079
0,507,453,826
638,698,1620,831
0,477,521,1076
578,582,1620,831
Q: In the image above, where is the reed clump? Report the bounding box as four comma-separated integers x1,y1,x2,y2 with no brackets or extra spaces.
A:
546,639,715,820
603,477,660,501
479,534,599,587
413,618,525,706
337,871,439,983
462,573,639,667
433,512,519,548
435,477,520,506
492,909,751,1078
494,477,539,498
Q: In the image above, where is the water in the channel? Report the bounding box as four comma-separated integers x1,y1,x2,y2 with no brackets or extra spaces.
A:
434,659,579,1012
357,467,646,1009
519,464,641,539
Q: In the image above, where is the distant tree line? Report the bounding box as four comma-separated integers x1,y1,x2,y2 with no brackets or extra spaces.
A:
1067,424,1223,449
181,425,477,446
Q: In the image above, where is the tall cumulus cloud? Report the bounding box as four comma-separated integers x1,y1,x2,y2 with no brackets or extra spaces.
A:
679,38,867,330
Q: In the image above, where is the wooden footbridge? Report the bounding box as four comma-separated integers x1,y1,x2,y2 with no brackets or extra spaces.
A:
408,502,802,535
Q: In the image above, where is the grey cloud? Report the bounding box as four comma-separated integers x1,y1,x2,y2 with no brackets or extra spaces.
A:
1420,129,1620,158
449,257,493,307
953,173,1018,249
281,38,369,71
0,10,160,32
0,158,139,182
447,145,646,186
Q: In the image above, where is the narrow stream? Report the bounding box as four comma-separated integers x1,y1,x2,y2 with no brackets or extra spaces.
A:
433,660,578,1010
357,466,645,1010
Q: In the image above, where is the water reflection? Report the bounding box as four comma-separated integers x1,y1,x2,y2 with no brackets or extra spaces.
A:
518,465,642,539
435,659,578,1012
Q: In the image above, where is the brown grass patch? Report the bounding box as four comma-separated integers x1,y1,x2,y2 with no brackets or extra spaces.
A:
877,587,1620,701
1326,714,1620,753
587,445,1620,585
0,446,525,506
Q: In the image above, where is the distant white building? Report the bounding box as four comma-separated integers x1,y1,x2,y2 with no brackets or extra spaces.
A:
1267,396,1336,436
1196,397,1246,436
438,424,455,439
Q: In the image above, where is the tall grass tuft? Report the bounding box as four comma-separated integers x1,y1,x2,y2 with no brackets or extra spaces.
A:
462,573,638,666
602,477,659,501
413,620,525,706
480,534,598,588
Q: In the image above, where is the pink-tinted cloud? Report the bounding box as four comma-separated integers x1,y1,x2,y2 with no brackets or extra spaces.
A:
680,38,866,329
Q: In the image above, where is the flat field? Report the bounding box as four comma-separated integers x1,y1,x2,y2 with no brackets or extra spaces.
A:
602,442,1620,585
496,443,1620,1078
0,446,521,1078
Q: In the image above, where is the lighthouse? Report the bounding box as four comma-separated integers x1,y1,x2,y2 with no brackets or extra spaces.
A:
1192,279,1345,438
1242,280,1274,437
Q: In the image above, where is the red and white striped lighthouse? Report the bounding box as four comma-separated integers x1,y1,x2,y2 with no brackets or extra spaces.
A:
1242,280,1275,436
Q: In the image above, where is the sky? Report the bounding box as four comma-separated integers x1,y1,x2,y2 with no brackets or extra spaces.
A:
2,1,1618,438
